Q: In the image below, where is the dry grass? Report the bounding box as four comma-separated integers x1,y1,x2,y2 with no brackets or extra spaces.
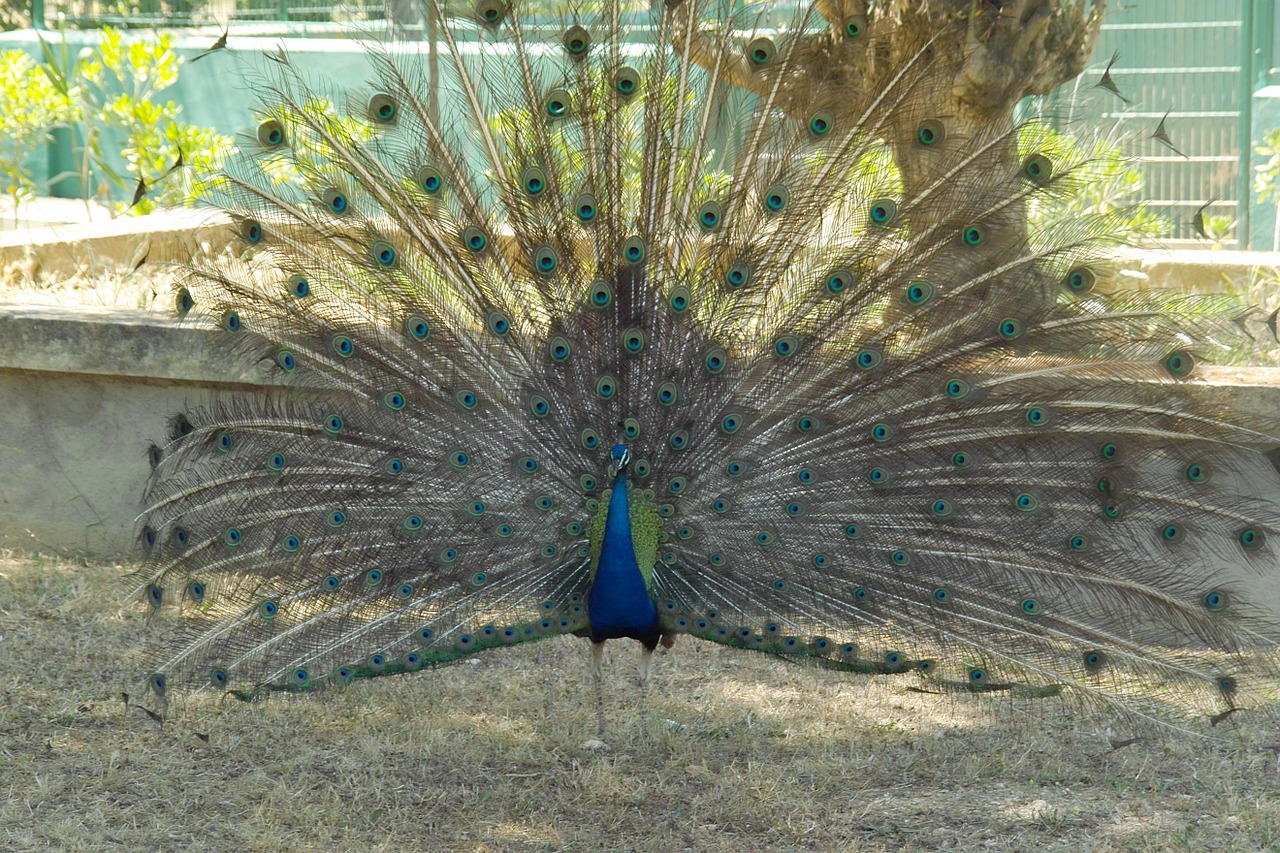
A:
2,551,1279,853
0,266,165,311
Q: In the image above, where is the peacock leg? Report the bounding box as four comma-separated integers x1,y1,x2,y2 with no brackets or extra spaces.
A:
592,640,606,737
637,643,655,725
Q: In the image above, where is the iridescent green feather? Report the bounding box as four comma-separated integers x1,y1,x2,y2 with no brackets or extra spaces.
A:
587,484,661,590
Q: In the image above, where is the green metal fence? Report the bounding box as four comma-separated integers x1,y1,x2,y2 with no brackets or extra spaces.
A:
21,0,1280,248
28,0,654,29
1075,0,1266,247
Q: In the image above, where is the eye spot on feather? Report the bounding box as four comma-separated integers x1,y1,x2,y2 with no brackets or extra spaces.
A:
855,348,883,370
1023,153,1053,183
1239,527,1266,550
534,245,558,274
545,89,571,118
998,318,1024,340
463,227,489,254
476,0,506,27
522,166,546,196
1065,266,1096,293
698,202,722,231
1014,493,1040,513
905,279,934,305
763,184,789,212
870,423,895,443
1164,350,1196,378
669,285,691,312
322,188,347,214
916,120,943,146
615,67,640,96
826,269,852,294
257,119,285,148
868,199,897,226
622,236,646,264
416,167,443,194
368,93,396,123
747,37,775,67
331,336,354,358
575,193,598,223
486,311,509,336
1203,590,1228,610
590,279,612,307
240,220,263,244
563,25,590,56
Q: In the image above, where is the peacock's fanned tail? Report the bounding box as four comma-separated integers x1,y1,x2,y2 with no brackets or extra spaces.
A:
136,0,1280,727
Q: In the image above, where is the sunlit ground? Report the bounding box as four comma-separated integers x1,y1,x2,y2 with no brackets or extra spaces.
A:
2,552,1278,852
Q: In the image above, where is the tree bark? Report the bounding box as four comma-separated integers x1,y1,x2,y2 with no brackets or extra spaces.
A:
670,0,1108,306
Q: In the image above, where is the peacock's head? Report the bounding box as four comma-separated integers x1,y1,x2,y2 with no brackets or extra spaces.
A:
609,443,631,477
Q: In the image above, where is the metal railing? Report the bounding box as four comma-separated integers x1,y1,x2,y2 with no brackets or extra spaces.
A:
21,0,1280,247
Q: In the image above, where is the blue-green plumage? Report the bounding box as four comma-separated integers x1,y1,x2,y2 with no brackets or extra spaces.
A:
587,447,660,647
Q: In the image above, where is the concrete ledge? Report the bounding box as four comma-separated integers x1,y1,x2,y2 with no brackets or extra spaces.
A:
0,303,244,383
0,305,281,557
1,300,1278,559
0,208,231,279
1113,247,1280,294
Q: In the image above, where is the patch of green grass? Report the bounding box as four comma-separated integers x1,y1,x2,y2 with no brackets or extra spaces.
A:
1,552,1278,852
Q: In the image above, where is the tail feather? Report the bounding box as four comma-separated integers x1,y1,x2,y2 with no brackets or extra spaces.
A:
135,1,1280,727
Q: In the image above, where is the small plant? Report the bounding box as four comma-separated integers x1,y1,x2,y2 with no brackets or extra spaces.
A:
0,49,75,225
1022,124,1171,245
39,26,232,215
1253,127,1280,250
1201,213,1235,248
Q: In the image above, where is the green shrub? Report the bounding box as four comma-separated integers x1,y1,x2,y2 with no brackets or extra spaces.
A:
0,49,75,224
39,26,232,215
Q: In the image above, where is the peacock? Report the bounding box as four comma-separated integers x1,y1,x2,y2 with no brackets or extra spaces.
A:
134,0,1280,737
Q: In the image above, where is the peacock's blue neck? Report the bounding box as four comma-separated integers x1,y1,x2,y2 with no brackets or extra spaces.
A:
587,468,659,642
